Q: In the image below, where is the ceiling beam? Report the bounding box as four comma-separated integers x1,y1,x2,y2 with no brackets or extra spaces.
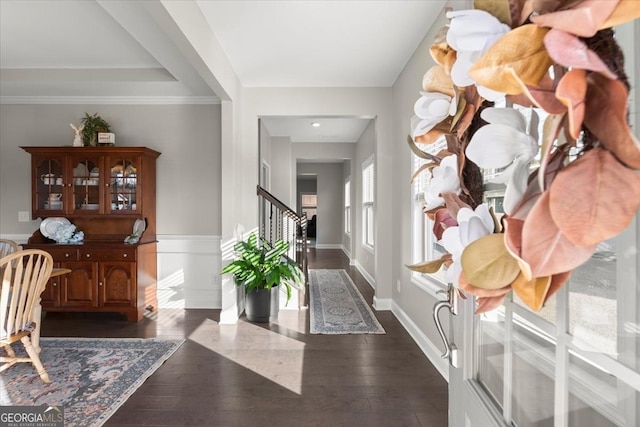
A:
96,0,214,97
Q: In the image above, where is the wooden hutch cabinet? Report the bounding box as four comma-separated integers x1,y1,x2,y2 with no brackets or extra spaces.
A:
21,146,161,321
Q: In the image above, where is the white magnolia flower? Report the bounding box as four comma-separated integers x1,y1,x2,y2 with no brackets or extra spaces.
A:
440,204,495,285
446,9,510,101
412,91,456,138
423,155,461,211
466,107,539,215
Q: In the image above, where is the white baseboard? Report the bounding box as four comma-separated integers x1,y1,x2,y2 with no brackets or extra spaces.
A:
341,245,351,260
392,300,449,381
373,296,392,311
315,243,343,249
354,260,375,289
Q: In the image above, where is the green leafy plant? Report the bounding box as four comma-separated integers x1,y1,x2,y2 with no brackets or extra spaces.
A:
221,233,304,304
80,113,111,146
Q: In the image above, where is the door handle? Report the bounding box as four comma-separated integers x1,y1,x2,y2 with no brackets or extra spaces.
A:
433,284,459,367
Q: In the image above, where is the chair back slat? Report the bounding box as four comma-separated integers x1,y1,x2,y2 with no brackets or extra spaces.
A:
0,239,19,260
0,250,53,343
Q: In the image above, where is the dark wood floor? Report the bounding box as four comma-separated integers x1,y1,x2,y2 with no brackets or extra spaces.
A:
40,248,448,426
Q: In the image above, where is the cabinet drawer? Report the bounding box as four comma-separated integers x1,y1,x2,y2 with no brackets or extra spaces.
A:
43,247,80,262
79,248,136,262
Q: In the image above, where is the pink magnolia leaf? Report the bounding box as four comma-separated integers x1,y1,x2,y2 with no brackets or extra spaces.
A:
454,103,476,137
433,208,458,240
460,270,512,297
548,148,640,247
530,0,620,37
415,118,454,144
584,74,640,170
544,29,616,79
443,192,472,220
521,191,596,277
510,177,544,220
556,69,587,140
506,69,567,114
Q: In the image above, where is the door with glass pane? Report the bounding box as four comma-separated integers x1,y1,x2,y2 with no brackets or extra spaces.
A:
448,217,639,427
446,19,639,427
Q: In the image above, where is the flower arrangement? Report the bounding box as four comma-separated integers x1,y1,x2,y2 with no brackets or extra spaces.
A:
53,223,84,244
407,0,640,313
80,112,111,146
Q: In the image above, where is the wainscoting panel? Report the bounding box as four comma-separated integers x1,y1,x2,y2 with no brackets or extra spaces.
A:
157,235,221,309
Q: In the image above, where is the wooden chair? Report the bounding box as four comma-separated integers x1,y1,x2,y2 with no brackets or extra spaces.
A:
0,239,19,259
0,249,54,382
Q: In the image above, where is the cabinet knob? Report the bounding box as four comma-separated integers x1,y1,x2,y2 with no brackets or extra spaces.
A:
99,282,103,286
86,253,91,258
123,253,128,258
65,253,70,258
105,183,110,187
52,282,57,287
67,183,72,187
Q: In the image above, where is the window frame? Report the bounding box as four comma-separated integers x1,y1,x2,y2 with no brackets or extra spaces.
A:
410,139,448,296
362,155,375,251
344,177,351,236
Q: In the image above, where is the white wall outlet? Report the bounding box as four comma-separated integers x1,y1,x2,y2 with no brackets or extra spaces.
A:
396,279,401,293
18,211,30,222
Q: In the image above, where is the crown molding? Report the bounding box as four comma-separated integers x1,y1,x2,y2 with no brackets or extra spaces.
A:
0,96,220,105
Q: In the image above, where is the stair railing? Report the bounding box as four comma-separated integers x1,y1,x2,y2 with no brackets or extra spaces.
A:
257,185,308,285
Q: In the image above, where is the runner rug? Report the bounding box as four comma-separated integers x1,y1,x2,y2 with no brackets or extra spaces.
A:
0,337,183,427
309,269,385,334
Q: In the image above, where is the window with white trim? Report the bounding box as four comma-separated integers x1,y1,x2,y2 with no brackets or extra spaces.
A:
411,138,448,292
344,178,351,235
362,156,374,249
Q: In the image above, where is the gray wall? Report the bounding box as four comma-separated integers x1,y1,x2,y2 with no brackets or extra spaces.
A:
259,120,272,189
271,136,292,204
296,162,343,246
0,104,221,237
391,6,453,367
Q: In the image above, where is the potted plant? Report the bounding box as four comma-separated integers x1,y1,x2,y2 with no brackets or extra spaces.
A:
80,113,111,146
221,232,304,322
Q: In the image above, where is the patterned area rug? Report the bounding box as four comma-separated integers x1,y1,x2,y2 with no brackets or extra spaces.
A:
309,269,385,334
0,337,183,427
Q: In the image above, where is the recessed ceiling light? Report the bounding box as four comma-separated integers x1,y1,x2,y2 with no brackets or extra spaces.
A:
311,122,320,127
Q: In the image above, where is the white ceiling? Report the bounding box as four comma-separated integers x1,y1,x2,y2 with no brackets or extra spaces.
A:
0,0,446,141
261,116,370,143
196,0,447,87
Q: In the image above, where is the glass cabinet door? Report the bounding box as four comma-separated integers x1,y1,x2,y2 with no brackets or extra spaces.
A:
34,156,66,213
107,156,140,214
70,156,103,214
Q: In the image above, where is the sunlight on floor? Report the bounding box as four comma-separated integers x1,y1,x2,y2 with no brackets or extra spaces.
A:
187,317,306,394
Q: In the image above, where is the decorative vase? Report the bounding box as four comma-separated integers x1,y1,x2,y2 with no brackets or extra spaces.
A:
245,287,279,322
